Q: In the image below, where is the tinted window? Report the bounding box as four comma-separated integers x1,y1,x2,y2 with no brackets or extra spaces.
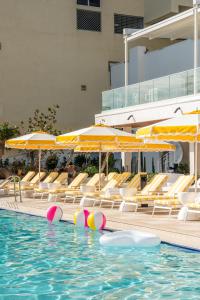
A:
77,9,101,32
77,0,100,7
77,0,88,5
89,0,100,7
114,14,144,34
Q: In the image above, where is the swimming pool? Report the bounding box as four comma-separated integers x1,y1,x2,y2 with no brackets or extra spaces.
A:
0,210,200,299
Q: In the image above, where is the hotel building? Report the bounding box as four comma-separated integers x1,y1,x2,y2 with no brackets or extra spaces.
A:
95,1,200,173
0,0,192,131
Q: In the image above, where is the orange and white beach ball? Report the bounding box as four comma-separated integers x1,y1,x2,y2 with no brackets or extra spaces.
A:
87,212,106,231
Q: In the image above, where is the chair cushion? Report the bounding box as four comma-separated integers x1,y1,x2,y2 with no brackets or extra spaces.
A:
154,199,180,206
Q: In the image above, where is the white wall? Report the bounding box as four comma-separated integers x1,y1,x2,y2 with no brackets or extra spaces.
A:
111,39,200,88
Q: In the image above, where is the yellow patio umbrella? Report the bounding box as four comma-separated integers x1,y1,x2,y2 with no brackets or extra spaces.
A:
74,140,175,152
57,124,143,189
185,109,200,115
74,140,175,176
6,131,73,180
56,124,140,144
137,113,200,190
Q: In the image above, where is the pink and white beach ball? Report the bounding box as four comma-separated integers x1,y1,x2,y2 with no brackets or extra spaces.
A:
46,206,63,223
74,209,90,228
87,211,106,231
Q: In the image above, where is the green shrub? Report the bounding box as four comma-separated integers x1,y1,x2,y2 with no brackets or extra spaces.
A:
177,163,189,174
84,165,99,177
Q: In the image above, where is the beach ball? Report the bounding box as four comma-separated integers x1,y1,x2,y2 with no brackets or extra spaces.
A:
87,212,106,231
74,209,90,228
47,205,63,223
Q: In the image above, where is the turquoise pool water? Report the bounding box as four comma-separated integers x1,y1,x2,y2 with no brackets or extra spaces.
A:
0,210,200,299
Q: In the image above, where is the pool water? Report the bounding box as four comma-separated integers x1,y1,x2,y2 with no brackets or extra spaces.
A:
0,210,200,300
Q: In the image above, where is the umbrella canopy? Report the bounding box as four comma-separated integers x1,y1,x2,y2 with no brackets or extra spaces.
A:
57,124,142,189
6,131,73,180
185,110,200,115
137,114,200,190
74,140,175,153
56,124,140,145
6,131,56,149
137,114,200,142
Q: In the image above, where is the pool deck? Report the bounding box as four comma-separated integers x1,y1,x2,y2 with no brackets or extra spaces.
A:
1,196,200,250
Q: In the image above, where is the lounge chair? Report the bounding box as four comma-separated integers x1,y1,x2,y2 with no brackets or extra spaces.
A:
48,172,88,201
185,199,200,220
34,172,68,198
0,178,14,195
152,175,195,215
5,171,36,190
168,192,200,221
125,173,143,190
30,171,58,195
80,173,131,207
104,172,118,182
65,173,105,203
99,172,153,209
20,172,47,191
42,172,59,184
119,174,169,211
115,172,131,186
21,171,36,183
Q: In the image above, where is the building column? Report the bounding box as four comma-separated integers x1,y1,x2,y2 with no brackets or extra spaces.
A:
121,152,132,172
121,127,132,172
124,35,128,107
193,0,199,95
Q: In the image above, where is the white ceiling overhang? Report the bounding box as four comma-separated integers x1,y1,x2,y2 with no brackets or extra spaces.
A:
127,8,200,43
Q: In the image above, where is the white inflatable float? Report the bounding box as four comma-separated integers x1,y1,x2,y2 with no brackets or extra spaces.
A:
99,230,161,248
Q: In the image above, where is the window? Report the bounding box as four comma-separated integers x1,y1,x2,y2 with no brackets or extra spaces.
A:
77,0,100,7
77,0,88,5
77,9,101,32
114,14,144,34
89,0,100,7
81,84,87,91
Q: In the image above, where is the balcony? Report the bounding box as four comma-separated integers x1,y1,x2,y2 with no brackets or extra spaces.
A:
102,68,200,111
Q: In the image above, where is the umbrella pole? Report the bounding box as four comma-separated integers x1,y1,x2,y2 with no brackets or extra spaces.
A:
39,148,41,183
195,140,198,192
99,151,101,191
106,152,109,180
138,151,141,173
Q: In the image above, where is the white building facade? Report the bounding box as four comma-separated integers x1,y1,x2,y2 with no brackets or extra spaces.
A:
95,4,200,173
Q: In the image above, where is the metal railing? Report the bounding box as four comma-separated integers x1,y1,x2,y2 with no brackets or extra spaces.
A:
102,68,200,111
0,176,22,210
3,176,22,202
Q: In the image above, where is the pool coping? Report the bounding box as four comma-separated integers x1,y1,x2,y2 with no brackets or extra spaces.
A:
1,208,200,253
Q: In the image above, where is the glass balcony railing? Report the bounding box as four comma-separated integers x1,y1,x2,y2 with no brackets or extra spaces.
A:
102,68,200,111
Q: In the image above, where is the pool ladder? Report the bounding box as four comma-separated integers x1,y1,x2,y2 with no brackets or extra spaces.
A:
0,176,22,210
7,175,22,203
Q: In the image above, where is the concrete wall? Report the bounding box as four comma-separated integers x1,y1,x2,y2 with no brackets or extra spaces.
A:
144,0,192,24
144,0,171,24
111,39,199,88
0,0,144,131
